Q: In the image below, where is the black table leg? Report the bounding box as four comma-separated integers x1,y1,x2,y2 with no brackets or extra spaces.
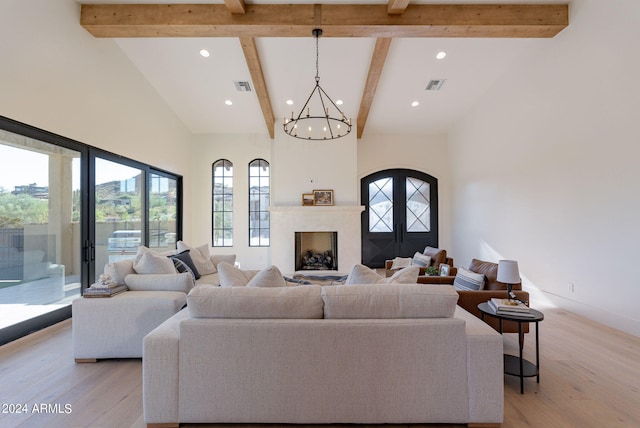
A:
518,320,524,394
536,320,540,383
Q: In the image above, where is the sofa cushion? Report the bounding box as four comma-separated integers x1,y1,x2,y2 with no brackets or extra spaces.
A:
453,267,485,291
124,272,194,293
423,246,446,267
133,250,176,275
346,264,420,285
247,265,287,288
187,285,323,319
322,284,458,319
177,241,216,275
104,259,135,285
217,262,260,287
168,250,201,280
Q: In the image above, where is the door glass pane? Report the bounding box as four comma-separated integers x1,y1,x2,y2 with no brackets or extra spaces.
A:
149,173,178,252
406,177,430,232
369,177,393,232
0,132,81,329
95,158,144,281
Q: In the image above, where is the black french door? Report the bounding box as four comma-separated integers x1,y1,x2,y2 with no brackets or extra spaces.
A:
361,169,438,268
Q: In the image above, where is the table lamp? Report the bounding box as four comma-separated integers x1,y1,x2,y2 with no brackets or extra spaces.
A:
497,260,520,302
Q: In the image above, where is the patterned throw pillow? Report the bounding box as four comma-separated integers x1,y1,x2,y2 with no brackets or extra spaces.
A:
453,268,485,291
411,252,432,267
170,258,197,282
168,250,201,279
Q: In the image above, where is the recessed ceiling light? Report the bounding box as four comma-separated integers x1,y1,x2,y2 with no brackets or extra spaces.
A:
200,49,210,58
411,101,420,107
336,100,344,106
225,100,233,106
286,100,294,105
436,51,447,60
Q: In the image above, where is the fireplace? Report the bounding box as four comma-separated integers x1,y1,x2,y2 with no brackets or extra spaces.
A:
295,232,338,271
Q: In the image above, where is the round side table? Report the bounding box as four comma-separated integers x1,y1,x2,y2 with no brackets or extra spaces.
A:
477,301,544,394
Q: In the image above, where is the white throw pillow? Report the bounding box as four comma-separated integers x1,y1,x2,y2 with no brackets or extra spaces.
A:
390,257,412,270
104,259,136,285
177,241,216,275
346,264,420,285
453,267,485,291
246,265,287,288
133,250,176,275
217,262,260,287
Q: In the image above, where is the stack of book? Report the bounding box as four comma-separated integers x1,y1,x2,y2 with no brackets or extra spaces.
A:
487,298,535,317
84,282,128,298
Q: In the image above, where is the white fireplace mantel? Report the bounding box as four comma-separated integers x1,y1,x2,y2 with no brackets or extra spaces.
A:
270,205,364,274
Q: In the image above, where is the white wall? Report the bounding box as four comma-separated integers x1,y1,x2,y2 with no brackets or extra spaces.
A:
0,0,193,244
449,0,640,336
189,134,272,269
0,0,191,174
272,125,358,206
358,133,452,252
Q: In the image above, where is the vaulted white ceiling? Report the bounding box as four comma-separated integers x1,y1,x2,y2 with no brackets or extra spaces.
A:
79,0,568,137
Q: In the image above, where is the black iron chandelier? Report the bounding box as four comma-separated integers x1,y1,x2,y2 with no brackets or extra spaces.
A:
283,29,352,140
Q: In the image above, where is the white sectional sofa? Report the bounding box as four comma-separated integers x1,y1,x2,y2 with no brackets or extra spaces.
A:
72,244,235,362
143,283,504,427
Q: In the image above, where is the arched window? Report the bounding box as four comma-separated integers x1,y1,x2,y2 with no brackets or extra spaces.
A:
212,159,233,247
248,159,270,247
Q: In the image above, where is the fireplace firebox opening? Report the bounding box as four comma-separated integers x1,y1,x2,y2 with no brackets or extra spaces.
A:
295,232,338,271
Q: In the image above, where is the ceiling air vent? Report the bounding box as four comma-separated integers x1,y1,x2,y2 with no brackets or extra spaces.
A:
234,81,252,92
425,79,446,91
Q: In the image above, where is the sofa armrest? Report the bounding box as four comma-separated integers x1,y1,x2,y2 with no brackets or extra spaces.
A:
143,309,189,425
454,307,504,424
124,272,194,293
457,290,530,334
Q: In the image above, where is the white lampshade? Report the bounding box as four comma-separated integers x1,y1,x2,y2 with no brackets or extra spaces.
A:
497,260,520,284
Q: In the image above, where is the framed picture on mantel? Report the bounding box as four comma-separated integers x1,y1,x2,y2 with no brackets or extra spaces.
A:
302,193,315,206
313,189,334,206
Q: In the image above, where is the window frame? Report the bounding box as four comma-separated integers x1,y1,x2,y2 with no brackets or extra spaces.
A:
212,159,233,247
248,158,270,247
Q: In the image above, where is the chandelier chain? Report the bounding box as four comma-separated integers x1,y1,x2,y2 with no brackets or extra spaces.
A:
315,34,320,81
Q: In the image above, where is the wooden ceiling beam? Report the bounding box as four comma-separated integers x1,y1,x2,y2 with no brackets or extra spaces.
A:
224,0,246,15
80,4,568,38
387,0,411,15
239,37,275,139
358,38,392,139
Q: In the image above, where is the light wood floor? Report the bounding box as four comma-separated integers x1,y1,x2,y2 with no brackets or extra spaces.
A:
1,307,639,428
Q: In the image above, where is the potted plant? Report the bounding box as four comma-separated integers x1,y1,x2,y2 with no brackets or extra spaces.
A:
425,266,440,276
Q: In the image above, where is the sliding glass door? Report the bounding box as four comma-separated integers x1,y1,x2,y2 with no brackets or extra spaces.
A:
0,126,84,336
0,117,183,344
93,157,145,282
